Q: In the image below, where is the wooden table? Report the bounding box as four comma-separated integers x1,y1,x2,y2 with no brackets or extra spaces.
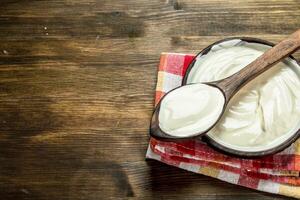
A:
0,0,299,199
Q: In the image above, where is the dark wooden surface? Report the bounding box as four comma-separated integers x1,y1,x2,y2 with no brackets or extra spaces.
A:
0,0,300,199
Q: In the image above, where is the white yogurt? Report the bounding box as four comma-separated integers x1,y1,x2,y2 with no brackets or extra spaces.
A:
158,84,225,137
187,39,300,152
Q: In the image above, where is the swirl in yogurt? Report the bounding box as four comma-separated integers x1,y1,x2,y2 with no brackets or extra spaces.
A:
187,40,300,152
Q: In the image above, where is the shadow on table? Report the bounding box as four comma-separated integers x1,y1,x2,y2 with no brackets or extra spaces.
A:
145,160,294,200
146,160,197,192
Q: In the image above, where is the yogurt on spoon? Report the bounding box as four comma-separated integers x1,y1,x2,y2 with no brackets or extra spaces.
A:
158,83,225,137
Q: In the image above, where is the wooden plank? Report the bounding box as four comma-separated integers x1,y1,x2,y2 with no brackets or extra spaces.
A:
0,0,299,199
0,1,299,39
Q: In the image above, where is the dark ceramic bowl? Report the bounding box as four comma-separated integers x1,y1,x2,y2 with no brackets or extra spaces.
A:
182,37,300,157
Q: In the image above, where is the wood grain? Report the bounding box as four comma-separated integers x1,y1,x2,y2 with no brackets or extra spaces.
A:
0,0,299,199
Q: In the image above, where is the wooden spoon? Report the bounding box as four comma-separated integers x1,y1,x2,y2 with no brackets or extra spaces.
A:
150,29,300,140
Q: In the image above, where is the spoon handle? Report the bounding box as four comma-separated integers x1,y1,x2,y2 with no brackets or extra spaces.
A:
216,29,300,100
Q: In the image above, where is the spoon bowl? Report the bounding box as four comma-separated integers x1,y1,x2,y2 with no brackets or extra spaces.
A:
150,83,226,140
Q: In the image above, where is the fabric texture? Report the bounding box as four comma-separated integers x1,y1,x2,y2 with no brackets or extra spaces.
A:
146,53,300,198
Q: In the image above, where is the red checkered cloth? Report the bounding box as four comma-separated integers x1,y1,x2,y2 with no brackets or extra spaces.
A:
146,53,300,198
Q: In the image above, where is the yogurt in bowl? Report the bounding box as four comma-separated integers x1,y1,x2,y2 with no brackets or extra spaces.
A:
183,38,300,156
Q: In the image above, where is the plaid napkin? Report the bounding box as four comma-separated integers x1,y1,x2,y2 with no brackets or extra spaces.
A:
146,53,300,198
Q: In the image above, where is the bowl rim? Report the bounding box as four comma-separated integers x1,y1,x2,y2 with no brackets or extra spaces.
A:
182,37,300,157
